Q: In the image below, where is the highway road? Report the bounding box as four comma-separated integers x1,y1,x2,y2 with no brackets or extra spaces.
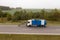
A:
0,24,60,35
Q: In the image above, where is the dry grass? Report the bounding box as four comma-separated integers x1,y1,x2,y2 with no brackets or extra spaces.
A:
47,21,60,26
0,34,60,40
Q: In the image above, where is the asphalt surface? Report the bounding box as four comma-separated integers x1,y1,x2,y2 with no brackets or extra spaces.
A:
0,24,60,34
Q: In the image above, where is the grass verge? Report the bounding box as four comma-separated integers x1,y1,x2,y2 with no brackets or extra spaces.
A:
47,21,60,26
0,20,26,25
0,20,60,26
0,34,60,40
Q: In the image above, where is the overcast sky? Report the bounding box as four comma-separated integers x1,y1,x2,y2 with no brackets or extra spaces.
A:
0,0,60,9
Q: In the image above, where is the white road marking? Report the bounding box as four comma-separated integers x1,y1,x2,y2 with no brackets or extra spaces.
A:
24,28,32,30
0,32,60,35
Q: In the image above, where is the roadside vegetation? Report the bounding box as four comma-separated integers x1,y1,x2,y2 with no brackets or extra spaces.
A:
0,34,60,40
0,6,60,25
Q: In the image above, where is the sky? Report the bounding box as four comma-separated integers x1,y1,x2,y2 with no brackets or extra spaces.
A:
0,0,60,9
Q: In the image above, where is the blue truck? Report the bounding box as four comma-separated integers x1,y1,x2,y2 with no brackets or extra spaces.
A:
26,19,47,27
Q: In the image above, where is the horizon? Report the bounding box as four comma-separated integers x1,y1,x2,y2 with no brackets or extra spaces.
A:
0,5,60,9
0,0,60,9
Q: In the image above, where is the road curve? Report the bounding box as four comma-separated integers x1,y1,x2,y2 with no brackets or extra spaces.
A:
0,24,60,35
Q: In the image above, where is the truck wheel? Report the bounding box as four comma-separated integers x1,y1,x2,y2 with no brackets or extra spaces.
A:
41,25,46,28
43,25,46,28
27,25,31,27
37,25,40,27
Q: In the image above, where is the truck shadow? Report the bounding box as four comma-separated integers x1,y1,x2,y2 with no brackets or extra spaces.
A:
27,26,47,29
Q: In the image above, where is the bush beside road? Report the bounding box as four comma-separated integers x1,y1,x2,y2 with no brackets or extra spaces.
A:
0,8,60,22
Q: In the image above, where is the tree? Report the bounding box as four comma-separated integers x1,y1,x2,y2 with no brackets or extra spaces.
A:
48,8,60,21
3,12,12,21
0,10,4,22
31,12,40,19
40,9,46,19
0,9,3,17
13,10,28,21
0,6,11,10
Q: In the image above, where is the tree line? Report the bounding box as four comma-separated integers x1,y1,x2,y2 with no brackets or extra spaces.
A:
0,9,60,22
0,6,11,10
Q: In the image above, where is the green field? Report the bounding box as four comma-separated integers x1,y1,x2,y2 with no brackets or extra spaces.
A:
0,34,60,40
